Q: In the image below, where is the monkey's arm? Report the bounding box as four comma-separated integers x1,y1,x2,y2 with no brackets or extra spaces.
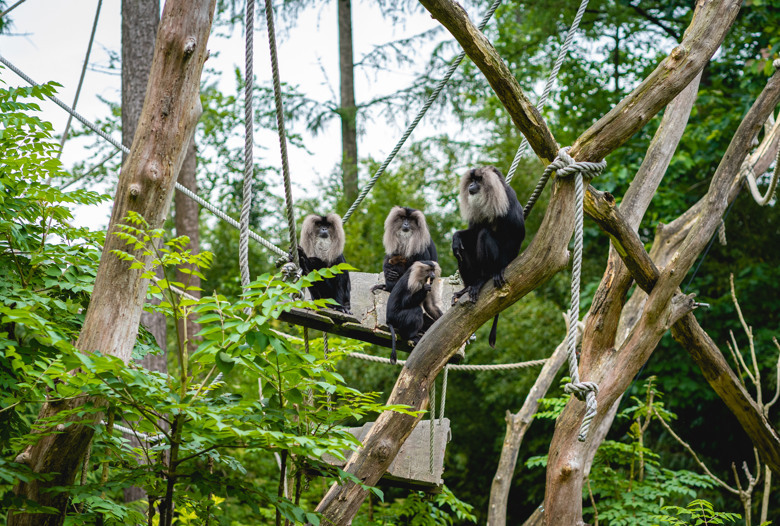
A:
331,254,352,313
425,239,438,262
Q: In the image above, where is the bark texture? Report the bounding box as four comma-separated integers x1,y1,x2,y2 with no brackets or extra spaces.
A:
9,3,215,523
338,0,358,202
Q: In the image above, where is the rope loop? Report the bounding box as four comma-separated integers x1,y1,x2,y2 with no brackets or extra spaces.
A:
563,381,599,401
547,146,607,180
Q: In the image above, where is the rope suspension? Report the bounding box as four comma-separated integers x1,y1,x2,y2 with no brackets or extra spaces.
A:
744,117,780,206
506,0,591,199
58,0,102,159
0,55,289,259
240,0,256,289
542,147,606,441
341,0,504,224
348,351,547,371
263,0,299,266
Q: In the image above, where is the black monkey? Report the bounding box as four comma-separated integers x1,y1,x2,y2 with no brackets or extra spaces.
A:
298,213,351,313
451,166,525,348
371,206,437,294
385,260,444,364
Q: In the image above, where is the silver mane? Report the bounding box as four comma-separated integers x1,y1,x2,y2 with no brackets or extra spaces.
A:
459,166,510,224
300,213,345,264
382,206,431,258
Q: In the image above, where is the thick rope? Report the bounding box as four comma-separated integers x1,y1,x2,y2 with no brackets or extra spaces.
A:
439,365,449,421
341,0,503,224
58,0,102,159
0,0,27,17
0,55,288,258
430,378,436,474
744,143,780,206
545,147,605,441
263,0,299,266
506,0,590,192
347,351,546,371
240,0,255,289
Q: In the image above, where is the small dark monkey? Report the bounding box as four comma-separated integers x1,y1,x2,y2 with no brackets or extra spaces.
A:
451,166,525,347
298,213,351,313
385,260,444,364
372,206,437,294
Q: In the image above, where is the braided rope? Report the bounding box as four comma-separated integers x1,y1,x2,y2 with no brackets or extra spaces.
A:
263,0,299,266
744,145,780,206
240,0,256,289
506,0,590,190
439,365,449,421
429,378,436,474
0,0,27,17
0,55,288,258
347,351,546,371
718,219,727,246
341,0,503,224
58,0,102,159
547,147,605,442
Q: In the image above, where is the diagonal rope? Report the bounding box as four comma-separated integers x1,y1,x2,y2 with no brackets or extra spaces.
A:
0,54,288,258
341,0,504,224
542,147,605,442
58,0,102,159
507,0,592,220
0,0,27,17
263,0,299,266
240,0,255,289
744,134,780,206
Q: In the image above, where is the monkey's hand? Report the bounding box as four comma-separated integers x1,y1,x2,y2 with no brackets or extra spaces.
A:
384,268,401,283
424,283,432,292
452,235,465,260
451,287,469,306
370,283,387,293
493,269,506,289
468,285,480,304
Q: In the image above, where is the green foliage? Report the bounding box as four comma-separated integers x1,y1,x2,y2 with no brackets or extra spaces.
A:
353,485,477,526
653,499,741,525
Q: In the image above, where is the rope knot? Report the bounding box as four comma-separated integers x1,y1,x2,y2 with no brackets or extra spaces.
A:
564,381,599,401
280,262,302,282
547,146,607,180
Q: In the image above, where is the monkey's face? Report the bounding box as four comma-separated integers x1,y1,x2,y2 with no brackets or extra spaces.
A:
384,207,430,257
301,213,345,262
459,167,510,223
394,212,419,242
314,220,332,240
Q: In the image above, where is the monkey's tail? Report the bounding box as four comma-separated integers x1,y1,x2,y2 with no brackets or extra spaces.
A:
389,324,398,364
489,315,499,349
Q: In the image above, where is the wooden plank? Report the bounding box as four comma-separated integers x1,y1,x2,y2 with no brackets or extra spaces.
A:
322,418,451,492
279,272,467,360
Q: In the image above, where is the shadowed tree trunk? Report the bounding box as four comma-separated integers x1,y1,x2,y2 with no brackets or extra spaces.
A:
338,0,358,202
9,2,215,523
121,0,163,504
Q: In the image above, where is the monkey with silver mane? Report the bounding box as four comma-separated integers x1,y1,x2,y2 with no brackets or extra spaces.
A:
372,206,437,294
385,260,444,364
452,166,525,347
298,213,351,313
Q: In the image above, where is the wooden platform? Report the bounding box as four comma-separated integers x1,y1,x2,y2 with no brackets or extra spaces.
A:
322,418,451,492
279,271,465,360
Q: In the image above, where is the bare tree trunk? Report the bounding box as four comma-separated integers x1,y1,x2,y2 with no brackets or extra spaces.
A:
338,0,358,202
121,0,163,504
174,137,200,354
9,3,215,523
487,328,573,526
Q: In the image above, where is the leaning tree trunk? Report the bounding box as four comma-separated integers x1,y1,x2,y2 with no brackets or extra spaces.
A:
338,0,358,202
9,2,216,524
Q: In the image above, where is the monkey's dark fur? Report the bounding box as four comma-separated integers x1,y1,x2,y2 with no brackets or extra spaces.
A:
298,214,351,313
385,260,444,364
452,166,525,348
372,206,437,294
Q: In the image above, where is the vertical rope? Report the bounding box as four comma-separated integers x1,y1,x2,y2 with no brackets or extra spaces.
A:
439,365,449,423
323,332,331,408
263,0,299,265
341,0,504,224
429,378,436,474
58,0,102,159
240,0,255,289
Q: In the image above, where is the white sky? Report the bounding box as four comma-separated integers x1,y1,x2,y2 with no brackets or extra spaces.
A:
0,0,456,230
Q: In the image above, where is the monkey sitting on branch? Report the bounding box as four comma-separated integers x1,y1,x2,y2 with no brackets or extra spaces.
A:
298,213,351,313
385,260,444,364
371,206,438,294
451,166,525,348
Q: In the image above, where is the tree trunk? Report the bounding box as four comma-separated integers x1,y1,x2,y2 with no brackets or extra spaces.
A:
9,2,215,523
121,0,163,504
338,0,358,202
174,137,201,355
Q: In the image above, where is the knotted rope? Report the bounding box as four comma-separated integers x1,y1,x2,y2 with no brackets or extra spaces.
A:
544,147,606,441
